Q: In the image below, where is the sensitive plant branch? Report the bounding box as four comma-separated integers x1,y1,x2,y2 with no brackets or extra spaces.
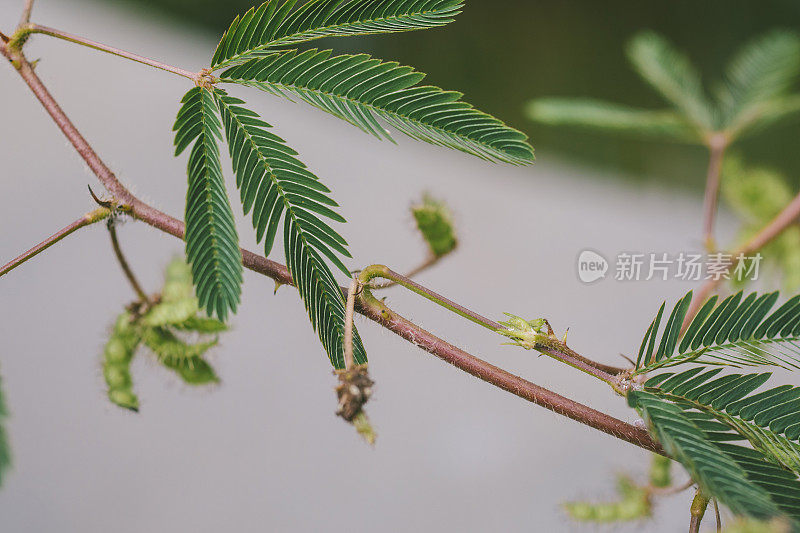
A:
10,23,204,82
0,207,110,277
683,186,800,331
358,264,627,380
18,0,33,28
701,133,728,251
0,41,662,455
107,220,150,305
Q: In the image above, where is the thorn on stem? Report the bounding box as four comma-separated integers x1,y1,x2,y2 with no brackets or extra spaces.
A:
88,184,113,208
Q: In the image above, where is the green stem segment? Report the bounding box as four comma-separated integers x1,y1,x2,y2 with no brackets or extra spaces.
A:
358,264,623,386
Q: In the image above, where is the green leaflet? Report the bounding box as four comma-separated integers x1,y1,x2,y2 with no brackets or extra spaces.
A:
634,291,800,374
173,87,243,322
527,30,800,144
220,49,534,165
524,98,701,143
644,368,800,474
210,0,464,69
716,30,800,131
626,31,716,130
633,392,800,525
214,89,365,368
629,390,783,521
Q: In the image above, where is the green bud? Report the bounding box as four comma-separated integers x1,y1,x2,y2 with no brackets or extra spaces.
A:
411,194,457,258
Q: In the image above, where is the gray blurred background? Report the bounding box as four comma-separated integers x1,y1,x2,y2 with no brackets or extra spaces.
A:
0,0,793,531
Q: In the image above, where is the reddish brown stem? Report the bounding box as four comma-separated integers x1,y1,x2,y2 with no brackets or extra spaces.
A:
0,207,109,277
18,0,34,28
683,188,800,331
357,292,662,453
701,133,728,252
1,42,662,456
22,24,200,81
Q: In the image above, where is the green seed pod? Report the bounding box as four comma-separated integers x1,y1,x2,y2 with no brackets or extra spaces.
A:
563,502,597,521
107,388,139,411
102,311,141,411
162,357,219,385
173,316,228,334
141,327,216,366
103,365,132,389
104,338,131,365
141,326,219,385
140,299,199,327
649,454,672,488
161,258,195,302
411,194,457,258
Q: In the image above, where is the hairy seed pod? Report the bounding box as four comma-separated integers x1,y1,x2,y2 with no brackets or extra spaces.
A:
102,311,141,411
141,327,216,367
161,357,219,385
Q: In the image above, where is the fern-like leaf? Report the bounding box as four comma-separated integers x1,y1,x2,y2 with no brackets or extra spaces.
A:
634,291,800,373
716,30,800,129
524,98,702,142
211,0,463,69
213,90,366,368
734,94,800,139
629,390,783,521
626,31,716,130
220,49,533,164
173,87,243,321
644,368,800,475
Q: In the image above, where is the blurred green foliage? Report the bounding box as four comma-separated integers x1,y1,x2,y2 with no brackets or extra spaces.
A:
722,156,800,290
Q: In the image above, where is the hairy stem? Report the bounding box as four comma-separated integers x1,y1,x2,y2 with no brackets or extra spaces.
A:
359,264,626,380
701,133,728,252
0,207,110,278
0,41,663,456
370,254,438,289
359,264,501,330
18,24,202,82
107,221,149,304
356,290,663,453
